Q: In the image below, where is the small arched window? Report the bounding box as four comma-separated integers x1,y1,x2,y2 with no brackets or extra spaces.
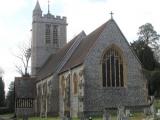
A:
73,73,78,95
102,47,124,87
61,76,65,96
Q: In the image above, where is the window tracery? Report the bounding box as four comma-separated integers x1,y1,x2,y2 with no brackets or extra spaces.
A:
102,47,124,87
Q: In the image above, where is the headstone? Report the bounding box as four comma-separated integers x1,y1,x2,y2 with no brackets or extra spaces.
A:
62,116,71,120
103,109,111,120
117,105,125,120
126,110,131,117
144,107,151,116
121,117,128,120
156,109,160,116
63,111,71,120
79,112,86,120
150,104,156,119
23,113,28,120
117,106,129,120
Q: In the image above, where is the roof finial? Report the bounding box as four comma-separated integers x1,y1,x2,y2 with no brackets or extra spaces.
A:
48,0,50,14
110,11,114,19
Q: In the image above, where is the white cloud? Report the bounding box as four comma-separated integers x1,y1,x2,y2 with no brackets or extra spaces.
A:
0,0,27,16
60,0,107,40
105,0,160,41
0,0,31,92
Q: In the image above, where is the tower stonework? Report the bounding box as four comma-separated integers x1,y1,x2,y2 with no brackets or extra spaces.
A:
31,1,67,76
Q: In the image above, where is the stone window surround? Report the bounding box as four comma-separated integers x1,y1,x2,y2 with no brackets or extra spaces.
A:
73,73,78,96
61,76,66,97
45,24,59,45
101,44,127,88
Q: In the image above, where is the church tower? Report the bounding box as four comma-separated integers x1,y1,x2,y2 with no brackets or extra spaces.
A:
31,1,67,76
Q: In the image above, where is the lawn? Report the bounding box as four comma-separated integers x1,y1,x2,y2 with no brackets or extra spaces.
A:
154,99,160,110
3,99,160,120
17,117,59,120
0,113,14,119
17,113,145,120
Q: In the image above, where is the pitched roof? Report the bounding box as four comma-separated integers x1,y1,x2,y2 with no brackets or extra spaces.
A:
37,38,75,80
37,32,86,80
59,20,108,73
37,18,141,79
59,19,142,73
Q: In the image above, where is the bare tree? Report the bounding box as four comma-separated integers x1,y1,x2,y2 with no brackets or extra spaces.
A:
14,40,31,76
0,67,4,77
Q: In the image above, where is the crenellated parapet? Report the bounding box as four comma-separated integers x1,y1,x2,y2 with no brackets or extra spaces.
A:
31,1,67,76
33,14,67,24
43,14,66,21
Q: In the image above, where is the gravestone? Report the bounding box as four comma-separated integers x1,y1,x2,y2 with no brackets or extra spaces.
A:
23,113,28,120
126,110,131,117
150,104,156,119
117,106,128,120
156,109,160,116
103,109,111,120
144,107,151,116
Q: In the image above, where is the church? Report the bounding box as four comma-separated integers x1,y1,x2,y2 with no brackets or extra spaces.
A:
15,1,148,118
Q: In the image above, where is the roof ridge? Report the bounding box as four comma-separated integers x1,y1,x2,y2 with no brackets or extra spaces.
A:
36,34,80,80
59,22,108,73
110,19,142,66
55,31,86,73
79,21,108,62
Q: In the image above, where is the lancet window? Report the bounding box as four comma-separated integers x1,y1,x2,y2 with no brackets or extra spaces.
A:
73,73,78,95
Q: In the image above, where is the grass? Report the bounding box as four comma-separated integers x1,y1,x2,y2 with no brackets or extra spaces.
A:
17,117,59,120
4,100,160,120
154,99,160,110
16,113,145,120
0,113,14,118
130,112,145,120
0,112,149,120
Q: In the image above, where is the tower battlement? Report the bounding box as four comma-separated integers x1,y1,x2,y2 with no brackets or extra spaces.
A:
33,14,67,24
31,1,67,76
43,14,66,21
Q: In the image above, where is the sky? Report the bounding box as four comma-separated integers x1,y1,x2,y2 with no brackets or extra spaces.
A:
0,0,160,93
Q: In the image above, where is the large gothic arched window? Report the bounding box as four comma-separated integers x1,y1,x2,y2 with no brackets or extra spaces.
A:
102,47,124,87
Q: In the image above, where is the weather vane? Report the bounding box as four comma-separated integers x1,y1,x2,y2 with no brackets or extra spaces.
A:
48,0,50,13
110,11,114,19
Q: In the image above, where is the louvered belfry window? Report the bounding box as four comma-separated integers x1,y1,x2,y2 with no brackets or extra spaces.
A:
102,48,124,87
53,25,58,44
45,24,51,44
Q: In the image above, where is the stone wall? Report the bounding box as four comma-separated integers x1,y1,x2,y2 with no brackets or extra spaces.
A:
31,10,67,76
83,20,148,116
36,75,59,117
15,77,36,117
59,65,84,118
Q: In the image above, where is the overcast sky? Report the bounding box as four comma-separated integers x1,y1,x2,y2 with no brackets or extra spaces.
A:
1,0,160,92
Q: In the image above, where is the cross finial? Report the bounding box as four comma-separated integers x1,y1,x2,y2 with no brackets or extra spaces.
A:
110,11,114,19
48,0,50,13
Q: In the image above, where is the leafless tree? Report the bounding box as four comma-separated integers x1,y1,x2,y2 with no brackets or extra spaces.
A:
14,40,31,76
0,67,4,77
